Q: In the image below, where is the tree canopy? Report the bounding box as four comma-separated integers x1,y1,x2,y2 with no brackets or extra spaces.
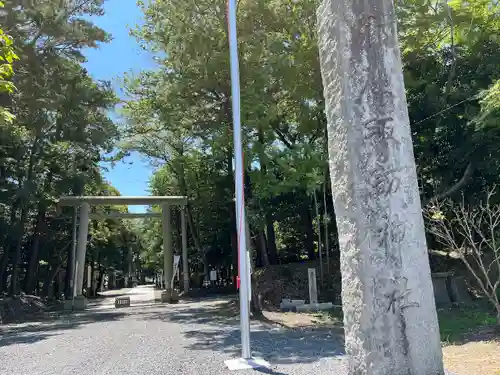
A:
119,0,500,281
1,0,500,301
0,0,137,297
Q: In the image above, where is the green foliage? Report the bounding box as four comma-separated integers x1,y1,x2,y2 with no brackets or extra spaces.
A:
399,0,500,204
3,0,498,295
120,0,331,273
0,3,19,124
121,0,500,280
476,80,500,125
0,0,127,297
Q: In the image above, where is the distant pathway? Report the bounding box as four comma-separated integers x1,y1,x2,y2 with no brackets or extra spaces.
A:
88,284,159,310
0,285,346,375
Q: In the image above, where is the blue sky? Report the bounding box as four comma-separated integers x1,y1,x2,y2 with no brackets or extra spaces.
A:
83,0,155,213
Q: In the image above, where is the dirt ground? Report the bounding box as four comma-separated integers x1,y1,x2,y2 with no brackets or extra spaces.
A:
443,340,500,375
262,311,500,375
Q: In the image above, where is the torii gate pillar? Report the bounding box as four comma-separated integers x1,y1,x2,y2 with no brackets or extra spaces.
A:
73,202,89,309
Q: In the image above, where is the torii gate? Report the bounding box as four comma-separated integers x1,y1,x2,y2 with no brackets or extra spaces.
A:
57,195,188,309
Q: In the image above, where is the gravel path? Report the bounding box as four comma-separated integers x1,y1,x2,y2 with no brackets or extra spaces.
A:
0,286,346,375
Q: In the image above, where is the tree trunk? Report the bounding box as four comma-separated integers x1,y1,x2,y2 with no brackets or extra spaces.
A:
175,163,205,278
175,208,182,254
96,251,102,293
90,258,96,297
250,273,263,318
323,163,331,272
97,267,105,293
0,206,18,293
302,203,315,260
314,191,324,282
0,252,9,294
244,215,263,317
23,208,47,294
10,135,40,296
42,263,62,298
265,215,278,264
0,248,11,294
229,186,238,281
230,229,238,281
224,97,238,283
257,229,270,267
10,207,28,295
256,125,277,265
24,170,54,294
185,205,201,252
65,180,83,298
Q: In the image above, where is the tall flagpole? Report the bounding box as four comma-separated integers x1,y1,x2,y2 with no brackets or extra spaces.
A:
227,0,251,360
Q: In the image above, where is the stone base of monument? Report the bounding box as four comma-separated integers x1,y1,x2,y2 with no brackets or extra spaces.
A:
279,299,306,312
295,302,335,312
170,290,179,303
224,357,270,371
432,272,473,306
280,298,337,313
160,290,180,303
63,296,87,311
160,291,171,303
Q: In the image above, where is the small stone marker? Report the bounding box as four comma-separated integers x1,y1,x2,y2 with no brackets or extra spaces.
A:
114,296,130,308
449,276,472,304
432,272,453,306
308,268,318,304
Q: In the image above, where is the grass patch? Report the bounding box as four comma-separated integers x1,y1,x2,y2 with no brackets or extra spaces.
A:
312,305,497,344
312,307,344,325
438,306,497,343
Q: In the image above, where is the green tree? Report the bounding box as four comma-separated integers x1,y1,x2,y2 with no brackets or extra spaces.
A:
120,0,500,299
0,0,122,297
121,0,332,277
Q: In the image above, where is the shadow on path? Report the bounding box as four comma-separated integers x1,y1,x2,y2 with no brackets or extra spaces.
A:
182,327,345,365
142,298,345,365
254,368,290,375
0,332,58,347
0,311,126,348
144,299,241,326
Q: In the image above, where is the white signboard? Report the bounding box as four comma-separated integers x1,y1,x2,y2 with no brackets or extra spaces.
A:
210,270,217,281
87,265,92,288
171,255,181,288
173,255,180,273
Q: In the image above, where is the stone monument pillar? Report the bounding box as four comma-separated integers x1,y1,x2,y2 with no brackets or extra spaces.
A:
317,1,444,374
308,268,318,304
